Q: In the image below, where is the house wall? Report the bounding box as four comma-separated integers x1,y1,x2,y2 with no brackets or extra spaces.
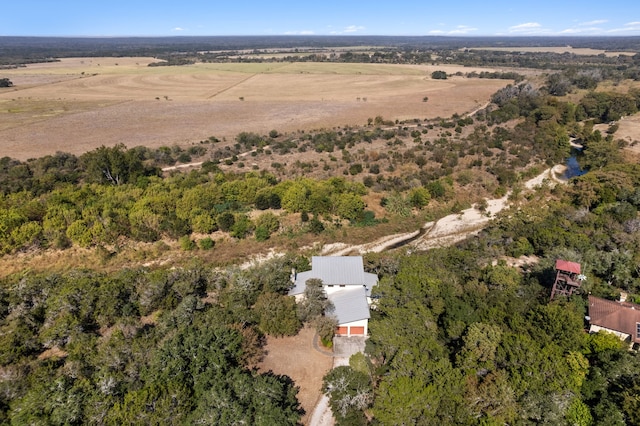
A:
589,325,631,342
336,318,368,337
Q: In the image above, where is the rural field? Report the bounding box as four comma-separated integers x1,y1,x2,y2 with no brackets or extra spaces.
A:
0,57,509,160
468,45,637,57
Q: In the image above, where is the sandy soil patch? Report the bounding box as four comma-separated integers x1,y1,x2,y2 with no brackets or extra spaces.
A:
0,59,509,160
258,326,333,425
37,346,68,360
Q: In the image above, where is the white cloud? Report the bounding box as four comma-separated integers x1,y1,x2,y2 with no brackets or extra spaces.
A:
344,25,365,33
427,25,476,35
449,25,477,34
329,25,365,35
578,19,608,26
559,19,609,35
560,27,601,34
172,27,185,32
507,22,554,35
508,22,542,32
605,22,640,34
284,30,315,35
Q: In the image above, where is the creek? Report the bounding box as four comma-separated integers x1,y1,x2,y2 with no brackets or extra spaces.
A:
565,147,586,179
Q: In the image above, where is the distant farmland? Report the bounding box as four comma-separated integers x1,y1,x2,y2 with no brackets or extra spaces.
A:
0,57,510,160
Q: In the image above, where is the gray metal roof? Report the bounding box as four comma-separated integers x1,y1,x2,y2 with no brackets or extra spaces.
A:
312,256,365,285
288,256,378,296
288,270,314,296
328,286,370,324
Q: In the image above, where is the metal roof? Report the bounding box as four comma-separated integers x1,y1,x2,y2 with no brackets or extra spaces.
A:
328,286,370,324
288,270,314,296
288,256,378,296
312,256,365,285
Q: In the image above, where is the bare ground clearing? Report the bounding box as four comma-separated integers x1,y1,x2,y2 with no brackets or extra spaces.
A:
0,58,508,160
616,114,640,152
257,326,333,425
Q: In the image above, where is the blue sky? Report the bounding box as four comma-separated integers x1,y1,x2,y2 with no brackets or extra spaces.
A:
2,0,639,37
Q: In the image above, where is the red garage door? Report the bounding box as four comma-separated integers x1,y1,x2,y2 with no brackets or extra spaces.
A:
336,326,348,336
350,326,365,335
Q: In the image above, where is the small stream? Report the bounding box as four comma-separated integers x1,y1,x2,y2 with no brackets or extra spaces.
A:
565,144,586,179
385,225,430,251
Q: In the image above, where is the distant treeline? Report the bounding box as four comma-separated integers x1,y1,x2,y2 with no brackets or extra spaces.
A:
1,35,640,66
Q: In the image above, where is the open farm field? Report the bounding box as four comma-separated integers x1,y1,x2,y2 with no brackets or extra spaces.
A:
0,57,510,160
468,46,638,56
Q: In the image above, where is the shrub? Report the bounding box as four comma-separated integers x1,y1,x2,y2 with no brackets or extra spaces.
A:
192,214,217,234
255,212,280,234
179,235,196,251
217,212,235,232
198,237,215,250
230,215,253,239
255,226,270,242
349,164,363,175
308,217,325,234
431,70,447,80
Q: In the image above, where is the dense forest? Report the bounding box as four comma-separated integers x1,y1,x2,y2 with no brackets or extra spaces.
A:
2,40,640,424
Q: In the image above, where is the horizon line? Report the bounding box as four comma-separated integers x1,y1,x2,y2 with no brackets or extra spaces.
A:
2,34,640,39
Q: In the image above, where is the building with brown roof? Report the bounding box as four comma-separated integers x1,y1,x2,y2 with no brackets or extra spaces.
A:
550,259,583,300
588,295,640,347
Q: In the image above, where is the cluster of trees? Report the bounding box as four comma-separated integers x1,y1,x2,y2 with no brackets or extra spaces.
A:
324,143,640,423
443,46,640,77
0,149,372,253
466,70,525,82
353,246,640,425
0,254,309,424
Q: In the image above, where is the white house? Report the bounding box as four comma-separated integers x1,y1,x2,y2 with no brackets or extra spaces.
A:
288,256,378,337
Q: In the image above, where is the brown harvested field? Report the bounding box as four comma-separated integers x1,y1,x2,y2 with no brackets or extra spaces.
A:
0,57,509,160
468,46,638,57
257,326,333,425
